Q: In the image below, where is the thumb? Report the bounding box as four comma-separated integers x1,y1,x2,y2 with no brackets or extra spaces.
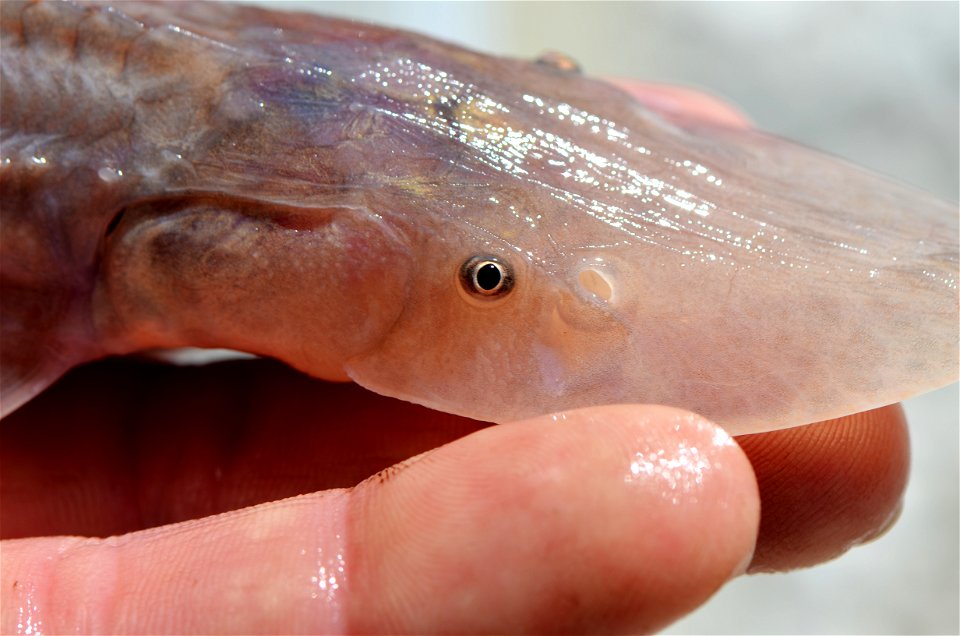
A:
2,405,758,633
354,404,760,633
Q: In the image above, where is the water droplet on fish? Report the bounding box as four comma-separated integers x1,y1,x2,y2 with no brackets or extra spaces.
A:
97,166,123,183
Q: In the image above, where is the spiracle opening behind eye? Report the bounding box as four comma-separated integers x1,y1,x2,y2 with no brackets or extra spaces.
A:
459,255,515,299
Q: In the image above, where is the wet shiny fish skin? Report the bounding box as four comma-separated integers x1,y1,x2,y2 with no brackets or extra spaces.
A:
1,1,956,433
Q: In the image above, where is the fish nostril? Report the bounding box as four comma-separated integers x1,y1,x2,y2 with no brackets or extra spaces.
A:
578,268,614,302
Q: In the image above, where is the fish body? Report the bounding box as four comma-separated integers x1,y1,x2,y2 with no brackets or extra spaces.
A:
1,0,957,433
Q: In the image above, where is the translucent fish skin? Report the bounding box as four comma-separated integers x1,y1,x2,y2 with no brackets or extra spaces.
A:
1,1,956,433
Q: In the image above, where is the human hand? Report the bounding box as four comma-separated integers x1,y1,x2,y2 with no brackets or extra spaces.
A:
0,84,908,634
0,360,908,633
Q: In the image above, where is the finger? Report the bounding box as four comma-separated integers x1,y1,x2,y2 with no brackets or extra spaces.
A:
606,78,753,129
2,405,759,634
737,404,909,573
1,358,489,539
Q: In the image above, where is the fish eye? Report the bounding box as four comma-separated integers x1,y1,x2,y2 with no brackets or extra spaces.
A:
459,255,515,299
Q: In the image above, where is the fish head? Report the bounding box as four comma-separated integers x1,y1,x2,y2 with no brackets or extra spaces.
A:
210,23,957,433
331,43,958,433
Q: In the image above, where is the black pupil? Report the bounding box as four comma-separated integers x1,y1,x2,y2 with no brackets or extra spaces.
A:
475,263,502,291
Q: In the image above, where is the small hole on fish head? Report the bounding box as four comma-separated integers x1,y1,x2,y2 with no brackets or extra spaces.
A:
578,268,614,302
459,255,515,301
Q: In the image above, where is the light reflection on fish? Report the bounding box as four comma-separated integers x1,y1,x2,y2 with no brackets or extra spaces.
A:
1,0,956,434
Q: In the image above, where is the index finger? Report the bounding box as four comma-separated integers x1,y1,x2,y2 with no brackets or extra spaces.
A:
606,78,753,129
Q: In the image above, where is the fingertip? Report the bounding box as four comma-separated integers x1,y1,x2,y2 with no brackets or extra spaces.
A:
350,404,760,633
606,78,753,129
737,404,910,573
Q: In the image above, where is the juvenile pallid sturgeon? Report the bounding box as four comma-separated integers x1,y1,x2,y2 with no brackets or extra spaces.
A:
1,1,957,435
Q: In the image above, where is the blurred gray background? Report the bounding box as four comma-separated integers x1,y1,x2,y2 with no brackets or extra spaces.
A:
250,2,959,633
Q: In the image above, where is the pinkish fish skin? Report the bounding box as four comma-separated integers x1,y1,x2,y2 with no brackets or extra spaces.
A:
1,0,957,433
